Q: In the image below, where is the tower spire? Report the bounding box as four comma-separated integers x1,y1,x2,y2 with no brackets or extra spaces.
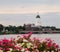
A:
36,13,41,27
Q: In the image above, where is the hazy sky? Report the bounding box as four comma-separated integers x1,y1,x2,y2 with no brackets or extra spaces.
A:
0,0,60,14
0,0,60,28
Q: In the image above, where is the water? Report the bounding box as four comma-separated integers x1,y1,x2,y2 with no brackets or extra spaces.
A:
0,34,60,46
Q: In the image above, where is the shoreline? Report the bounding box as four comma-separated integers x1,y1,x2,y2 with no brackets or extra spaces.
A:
0,33,60,35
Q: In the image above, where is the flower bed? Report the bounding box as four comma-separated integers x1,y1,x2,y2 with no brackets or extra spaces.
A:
0,32,59,52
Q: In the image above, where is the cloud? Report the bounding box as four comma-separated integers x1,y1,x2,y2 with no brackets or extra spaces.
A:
0,5,60,14
0,0,60,14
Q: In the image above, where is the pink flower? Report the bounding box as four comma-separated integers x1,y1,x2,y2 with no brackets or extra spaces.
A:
21,32,32,40
14,46,22,51
5,48,10,51
47,42,51,48
55,45,59,49
25,48,29,51
0,32,59,52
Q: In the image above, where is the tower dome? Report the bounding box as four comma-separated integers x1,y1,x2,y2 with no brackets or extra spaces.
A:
36,15,40,18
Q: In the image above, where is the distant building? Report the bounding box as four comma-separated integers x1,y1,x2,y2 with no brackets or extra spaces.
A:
24,15,57,32
24,24,42,31
24,24,31,31
41,26,52,31
24,14,42,31
36,14,41,27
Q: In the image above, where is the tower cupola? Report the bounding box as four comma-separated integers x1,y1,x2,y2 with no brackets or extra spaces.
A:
36,15,40,18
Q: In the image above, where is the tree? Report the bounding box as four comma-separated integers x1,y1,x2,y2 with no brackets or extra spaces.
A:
0,24,4,32
51,26,56,30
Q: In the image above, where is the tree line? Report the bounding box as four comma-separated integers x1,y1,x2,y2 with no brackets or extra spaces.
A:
0,24,25,34
0,24,60,34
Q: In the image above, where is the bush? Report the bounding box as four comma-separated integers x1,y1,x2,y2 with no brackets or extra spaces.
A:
0,32,59,52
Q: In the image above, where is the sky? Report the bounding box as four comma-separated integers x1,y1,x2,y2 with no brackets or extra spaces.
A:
0,0,60,28
0,0,60,14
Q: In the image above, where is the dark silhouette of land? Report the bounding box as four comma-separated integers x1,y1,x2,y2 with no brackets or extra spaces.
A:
0,24,60,34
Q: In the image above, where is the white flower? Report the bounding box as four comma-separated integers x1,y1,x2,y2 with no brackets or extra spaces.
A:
10,48,13,51
23,39,28,43
27,43,33,48
21,48,25,52
16,43,21,47
0,50,3,52
22,43,25,46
